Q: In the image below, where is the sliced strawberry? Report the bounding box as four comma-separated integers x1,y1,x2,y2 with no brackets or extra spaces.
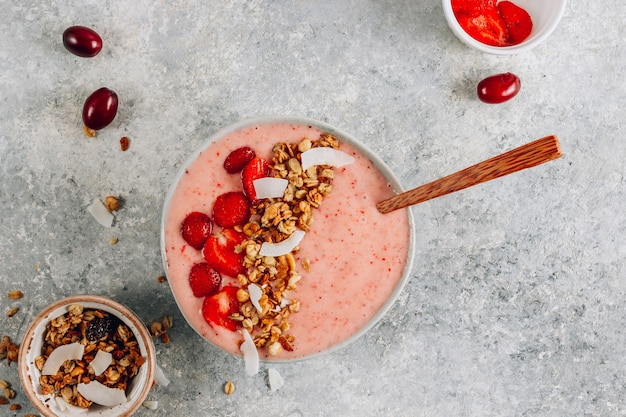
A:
188,262,222,298
497,1,532,45
202,228,247,277
223,146,256,174
241,157,271,201
180,212,212,250
202,285,240,331
456,12,508,47
212,191,251,228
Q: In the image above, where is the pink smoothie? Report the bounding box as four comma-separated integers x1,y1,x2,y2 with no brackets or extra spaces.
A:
162,120,413,360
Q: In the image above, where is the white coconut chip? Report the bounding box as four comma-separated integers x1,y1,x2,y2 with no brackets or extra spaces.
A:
154,364,170,387
143,400,159,410
300,147,355,170
248,283,263,313
77,380,127,407
240,329,259,376
268,368,285,392
89,349,113,376
259,229,305,257
253,177,289,199
54,397,88,414
87,198,114,227
42,342,85,375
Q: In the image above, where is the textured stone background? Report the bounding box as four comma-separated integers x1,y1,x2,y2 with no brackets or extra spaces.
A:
1,0,625,416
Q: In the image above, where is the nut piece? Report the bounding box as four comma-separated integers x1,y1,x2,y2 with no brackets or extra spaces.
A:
223,381,235,395
6,307,19,318
83,125,96,138
7,290,23,299
9,403,22,411
105,196,119,212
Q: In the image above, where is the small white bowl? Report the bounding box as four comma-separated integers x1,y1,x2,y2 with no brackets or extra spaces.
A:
18,295,156,417
442,0,567,54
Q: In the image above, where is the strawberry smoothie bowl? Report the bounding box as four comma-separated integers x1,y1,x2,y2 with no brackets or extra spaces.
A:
160,116,415,362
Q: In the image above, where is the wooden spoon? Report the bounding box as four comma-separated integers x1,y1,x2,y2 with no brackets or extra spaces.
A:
376,135,562,214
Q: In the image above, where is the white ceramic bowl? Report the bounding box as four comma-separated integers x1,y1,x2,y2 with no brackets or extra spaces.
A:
161,115,415,362
18,295,156,417
442,0,567,54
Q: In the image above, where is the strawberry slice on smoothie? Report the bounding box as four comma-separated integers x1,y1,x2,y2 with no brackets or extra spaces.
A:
180,211,212,250
202,228,247,277
241,157,271,201
202,286,241,331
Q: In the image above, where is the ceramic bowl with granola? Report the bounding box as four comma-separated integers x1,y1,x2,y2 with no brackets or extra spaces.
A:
18,295,155,417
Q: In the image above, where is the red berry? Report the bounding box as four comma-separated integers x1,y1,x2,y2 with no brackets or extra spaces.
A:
188,262,222,298
241,157,271,201
82,87,118,130
181,212,213,250
202,286,241,331
497,1,533,45
63,26,103,58
223,146,256,174
477,72,521,104
202,229,247,277
212,191,251,228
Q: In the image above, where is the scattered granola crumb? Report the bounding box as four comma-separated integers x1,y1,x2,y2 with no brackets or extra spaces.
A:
109,237,119,245
0,397,7,405
7,290,23,300
150,316,173,344
0,336,19,365
9,403,21,410
224,381,235,395
83,125,96,138
6,307,19,318
157,275,167,283
105,195,120,212
120,136,131,151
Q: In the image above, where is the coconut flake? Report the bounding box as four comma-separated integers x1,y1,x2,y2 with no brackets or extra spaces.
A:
248,283,263,313
87,198,114,227
253,177,289,199
154,364,170,387
240,329,259,376
42,342,85,375
89,349,112,376
300,147,355,170
55,397,88,414
268,368,285,392
77,381,127,407
143,400,159,410
259,229,305,257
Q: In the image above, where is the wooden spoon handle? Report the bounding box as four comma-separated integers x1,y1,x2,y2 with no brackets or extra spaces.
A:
376,135,562,214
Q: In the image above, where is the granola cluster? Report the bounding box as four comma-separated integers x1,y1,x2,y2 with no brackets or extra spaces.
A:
36,305,146,409
232,133,340,356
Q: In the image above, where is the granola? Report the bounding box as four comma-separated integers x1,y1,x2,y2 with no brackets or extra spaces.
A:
233,134,340,356
36,304,146,409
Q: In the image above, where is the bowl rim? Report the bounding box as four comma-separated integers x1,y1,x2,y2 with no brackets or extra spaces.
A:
442,0,567,55
18,294,156,417
160,115,416,362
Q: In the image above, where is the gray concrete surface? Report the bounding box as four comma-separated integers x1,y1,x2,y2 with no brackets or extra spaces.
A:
1,1,625,416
